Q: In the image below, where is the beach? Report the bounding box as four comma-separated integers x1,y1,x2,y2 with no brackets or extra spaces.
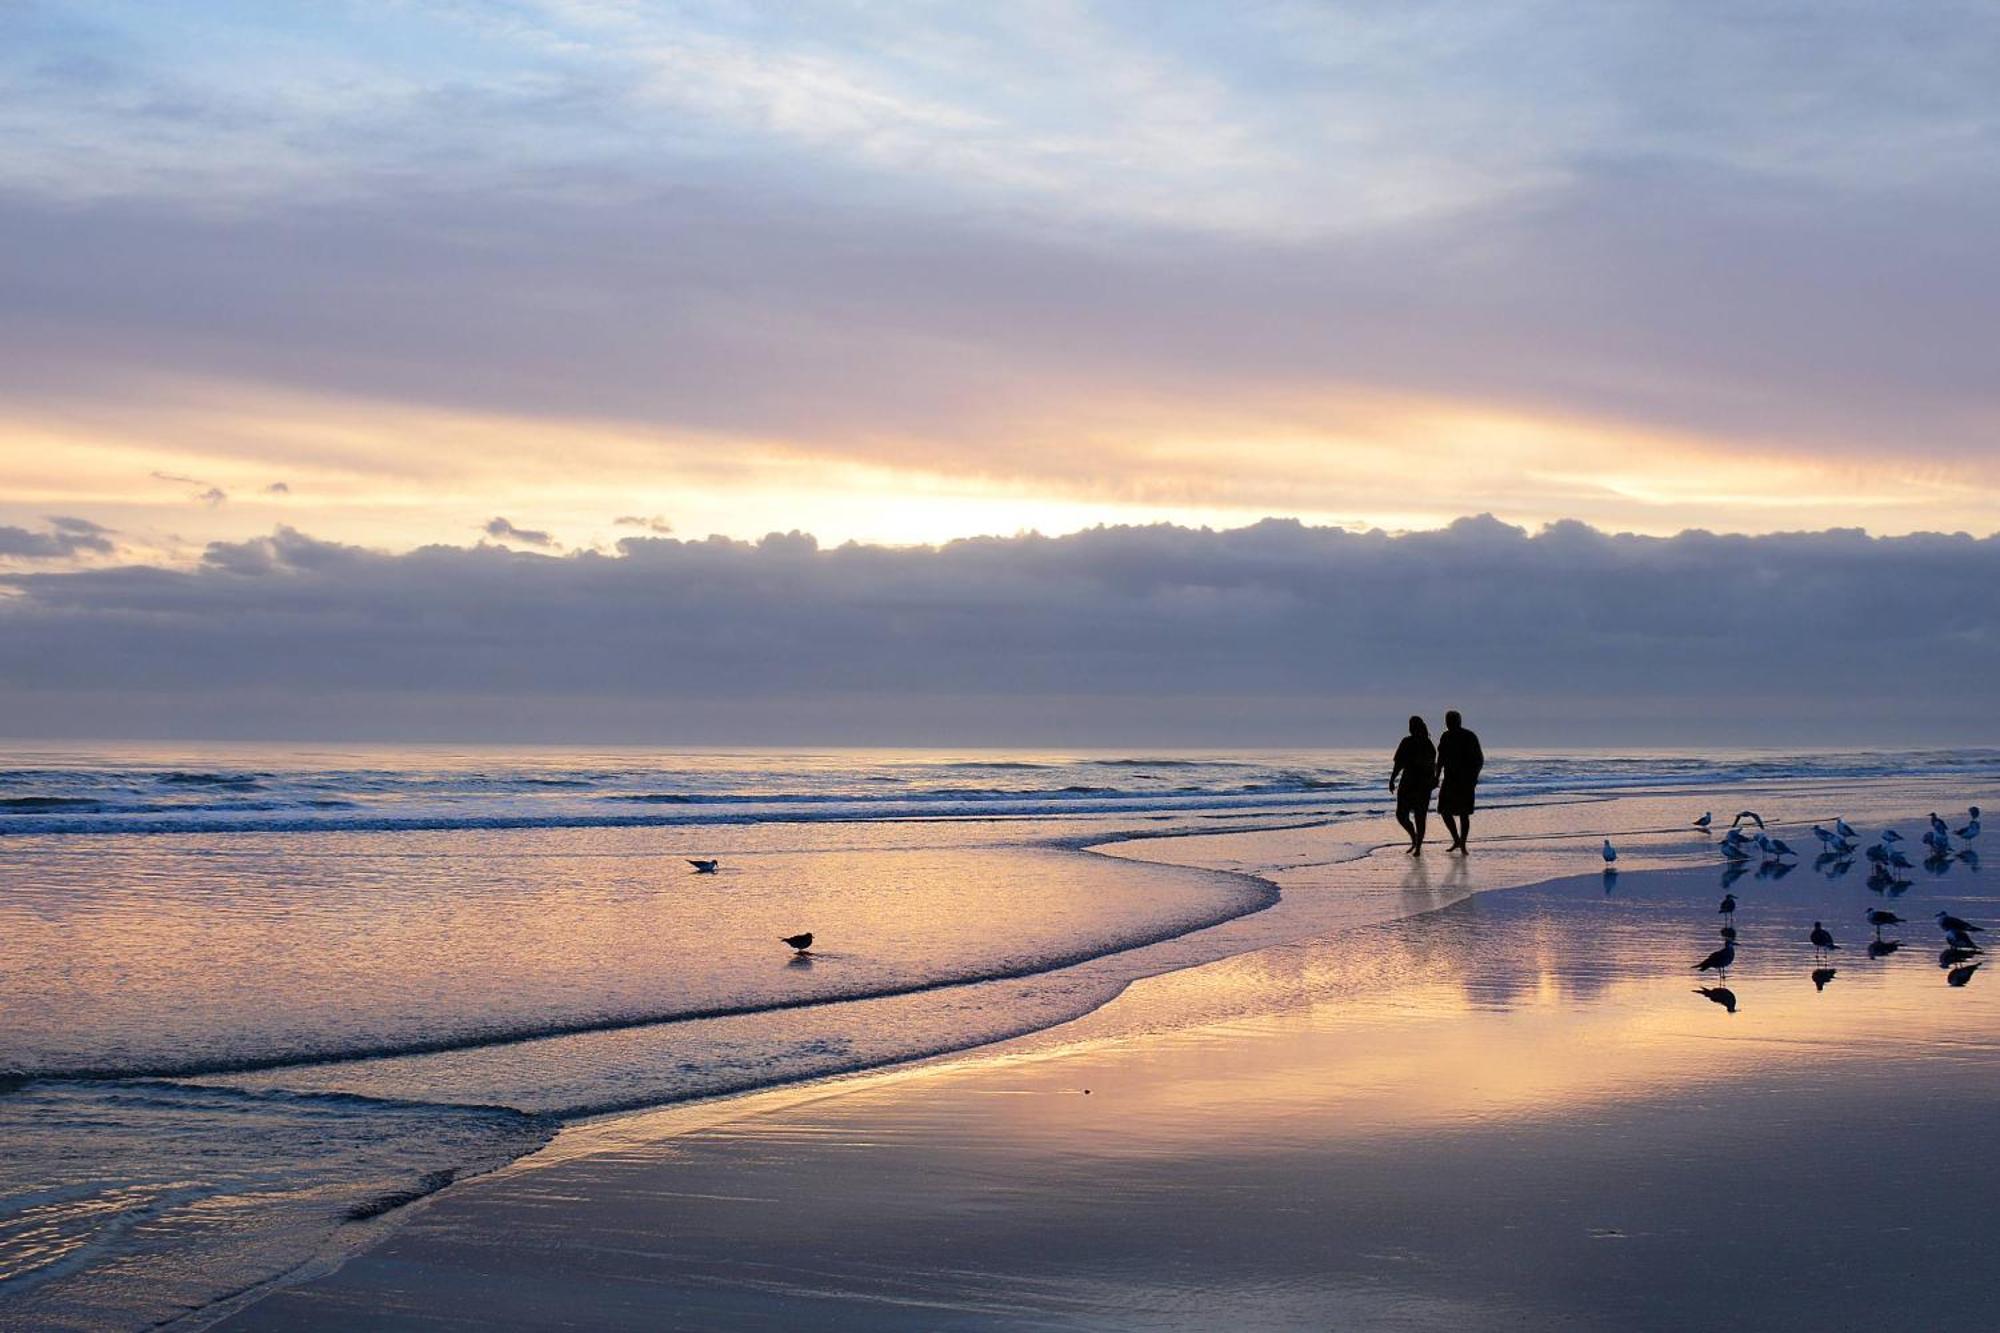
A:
1,746,1994,1330
218,850,2000,1331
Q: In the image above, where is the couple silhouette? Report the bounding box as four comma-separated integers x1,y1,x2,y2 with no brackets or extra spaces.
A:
1389,710,1483,855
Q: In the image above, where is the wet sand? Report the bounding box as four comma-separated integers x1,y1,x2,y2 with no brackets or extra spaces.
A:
218,839,2000,1331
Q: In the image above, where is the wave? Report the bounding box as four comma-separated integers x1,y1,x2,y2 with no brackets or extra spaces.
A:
11,873,1281,1084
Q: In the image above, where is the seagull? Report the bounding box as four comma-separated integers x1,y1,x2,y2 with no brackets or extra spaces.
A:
1720,841,1752,862
1731,811,1766,829
1694,985,1738,1013
1764,836,1798,860
1881,828,1904,844
687,858,720,873
1958,817,1982,840
1888,849,1915,870
1930,812,1951,838
1809,921,1838,955
1936,911,1984,935
1944,926,1983,952
1694,812,1713,830
1834,818,1858,840
1811,967,1837,992
1694,940,1736,976
1866,908,1905,936
1864,843,1890,864
781,931,814,954
1812,825,1838,847
1602,839,1618,863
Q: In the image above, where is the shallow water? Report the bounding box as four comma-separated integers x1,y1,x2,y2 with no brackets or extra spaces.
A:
0,744,1993,1329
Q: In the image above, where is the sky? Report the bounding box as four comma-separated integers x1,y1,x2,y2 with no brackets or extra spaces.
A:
2,2,1997,741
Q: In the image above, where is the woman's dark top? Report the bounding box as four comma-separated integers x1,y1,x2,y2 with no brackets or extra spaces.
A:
1392,735,1436,812
1436,726,1485,815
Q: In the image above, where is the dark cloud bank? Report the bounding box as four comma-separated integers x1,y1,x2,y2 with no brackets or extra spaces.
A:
1,517,1993,745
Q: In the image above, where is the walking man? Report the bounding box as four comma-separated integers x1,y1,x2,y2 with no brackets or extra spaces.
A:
1436,709,1484,854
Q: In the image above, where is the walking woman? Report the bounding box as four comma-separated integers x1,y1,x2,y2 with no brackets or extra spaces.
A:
1389,715,1437,854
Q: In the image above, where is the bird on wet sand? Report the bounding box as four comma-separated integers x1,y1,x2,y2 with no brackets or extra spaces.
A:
1936,911,1984,937
1881,829,1905,844
1834,818,1858,840
1694,812,1713,830
1602,839,1618,863
1694,940,1736,977
688,858,720,873
1943,926,1982,952
781,932,814,954
1810,922,1838,955
1866,909,1905,937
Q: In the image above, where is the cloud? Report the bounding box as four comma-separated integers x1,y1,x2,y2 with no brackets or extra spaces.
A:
263,481,290,495
2,517,1993,744
0,515,115,561
196,487,227,507
484,517,555,547
614,515,673,534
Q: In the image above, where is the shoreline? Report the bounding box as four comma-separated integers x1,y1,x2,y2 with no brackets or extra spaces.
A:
208,783,1998,1328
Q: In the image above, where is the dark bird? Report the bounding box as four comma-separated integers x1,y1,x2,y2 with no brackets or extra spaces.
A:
1943,926,1982,952
1948,963,1981,987
1811,967,1837,992
1935,911,1984,936
1834,818,1857,840
687,858,720,873
1866,909,1905,936
1719,893,1738,919
1694,986,1738,1013
1694,941,1736,976
1694,812,1713,830
1809,922,1838,955
1731,811,1766,829
1867,938,1903,960
781,931,814,953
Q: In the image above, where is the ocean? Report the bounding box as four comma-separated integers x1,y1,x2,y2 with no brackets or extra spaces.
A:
1,743,1994,1329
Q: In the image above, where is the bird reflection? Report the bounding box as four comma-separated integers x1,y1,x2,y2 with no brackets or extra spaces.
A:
1756,859,1796,881
1960,848,1981,871
1694,985,1738,1013
1815,853,1854,880
785,954,815,971
1947,963,1981,987
1720,863,1750,889
1719,925,1737,942
1939,946,1982,969
1810,967,1837,992
1923,852,1955,876
1602,866,1618,893
1867,938,1903,960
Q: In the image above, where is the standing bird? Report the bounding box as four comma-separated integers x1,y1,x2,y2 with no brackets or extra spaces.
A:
1957,810,1982,840
1812,825,1837,848
687,858,720,873
1834,818,1858,840
781,931,814,954
1693,940,1736,977
1936,911,1984,935
1865,909,1905,937
1809,921,1838,956
1602,839,1618,864
1762,835,1798,860
1930,813,1951,839
1943,926,1984,953
1881,828,1905,844
1694,812,1713,830
1719,893,1738,920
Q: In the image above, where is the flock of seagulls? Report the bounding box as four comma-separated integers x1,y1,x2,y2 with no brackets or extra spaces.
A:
1611,804,1987,1010
683,857,818,957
